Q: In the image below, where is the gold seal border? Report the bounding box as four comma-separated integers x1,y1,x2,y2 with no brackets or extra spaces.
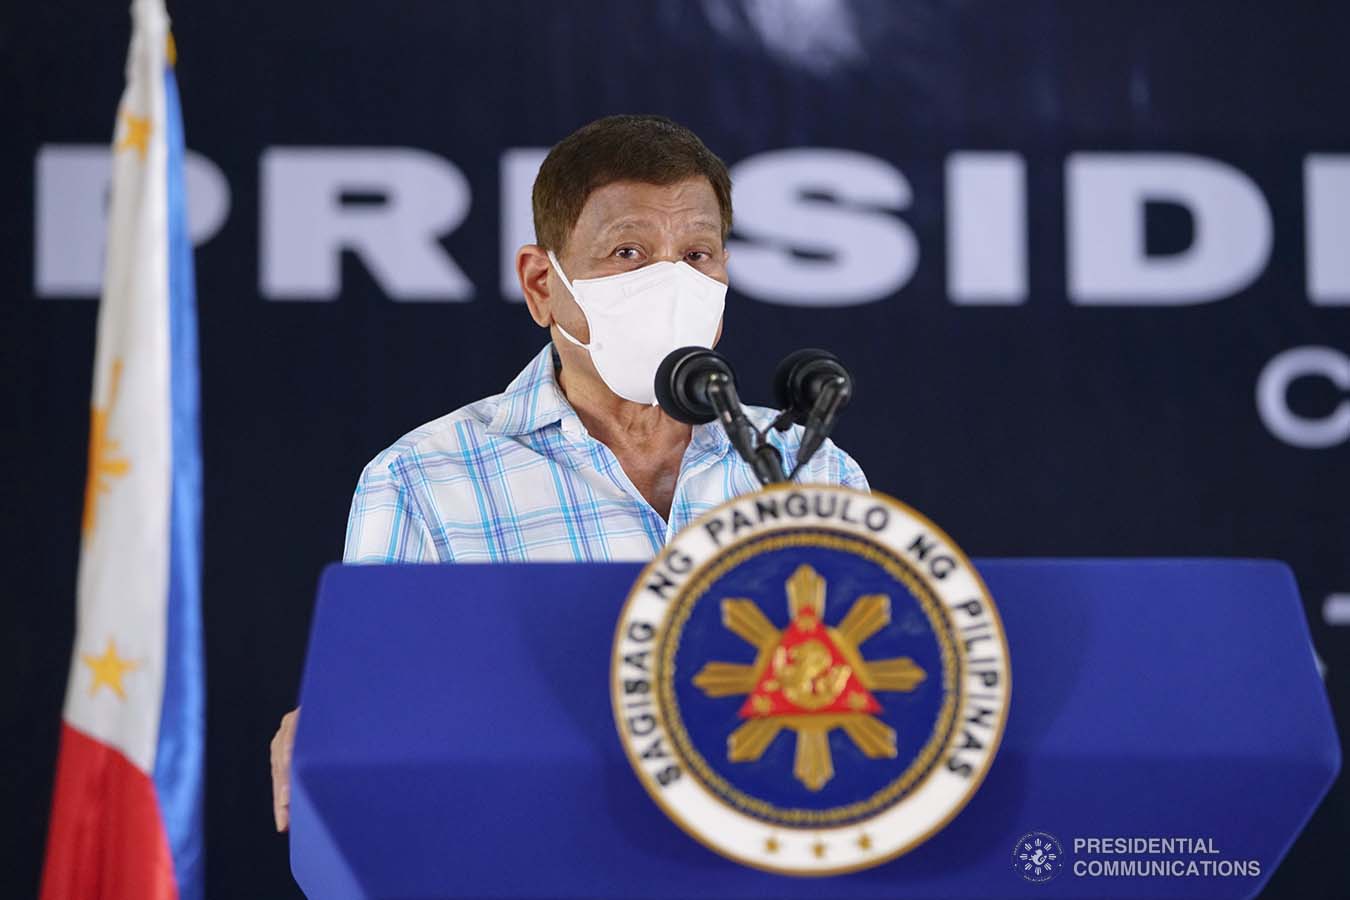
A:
609,484,1012,878
656,530,959,826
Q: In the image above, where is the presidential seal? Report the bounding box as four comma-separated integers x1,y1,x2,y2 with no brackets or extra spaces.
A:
611,484,1010,875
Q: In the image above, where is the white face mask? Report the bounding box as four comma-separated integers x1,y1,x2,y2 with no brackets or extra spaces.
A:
548,250,727,405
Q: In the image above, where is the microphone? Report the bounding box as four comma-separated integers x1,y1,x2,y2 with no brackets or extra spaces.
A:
772,348,854,472
655,346,731,425
773,348,853,424
655,347,787,485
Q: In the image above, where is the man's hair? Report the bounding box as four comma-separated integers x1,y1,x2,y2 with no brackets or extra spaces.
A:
532,114,733,254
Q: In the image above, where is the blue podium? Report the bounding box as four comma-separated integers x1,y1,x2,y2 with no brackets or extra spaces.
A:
290,560,1339,899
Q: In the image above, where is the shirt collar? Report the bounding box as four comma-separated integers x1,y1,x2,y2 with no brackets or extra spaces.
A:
487,344,574,436
486,343,733,458
690,419,730,455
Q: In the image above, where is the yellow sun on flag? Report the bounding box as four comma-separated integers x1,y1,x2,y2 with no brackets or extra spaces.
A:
82,359,131,534
115,110,153,159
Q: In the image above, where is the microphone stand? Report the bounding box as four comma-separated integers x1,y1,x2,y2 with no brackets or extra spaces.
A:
787,376,850,479
705,373,789,485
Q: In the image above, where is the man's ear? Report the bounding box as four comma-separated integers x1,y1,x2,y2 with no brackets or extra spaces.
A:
516,245,554,328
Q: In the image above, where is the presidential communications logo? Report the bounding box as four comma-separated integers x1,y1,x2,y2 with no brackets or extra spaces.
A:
1013,831,1064,883
612,485,1010,875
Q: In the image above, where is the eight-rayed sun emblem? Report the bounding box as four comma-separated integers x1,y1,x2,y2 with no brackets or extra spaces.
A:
692,563,926,791
83,359,131,534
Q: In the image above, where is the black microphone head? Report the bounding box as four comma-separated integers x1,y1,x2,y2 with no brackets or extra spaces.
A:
655,346,734,425
773,348,852,424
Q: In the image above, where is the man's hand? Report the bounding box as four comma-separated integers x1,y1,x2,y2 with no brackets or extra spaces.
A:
270,707,299,832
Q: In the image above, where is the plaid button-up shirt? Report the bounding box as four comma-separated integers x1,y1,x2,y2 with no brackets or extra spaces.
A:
343,345,869,563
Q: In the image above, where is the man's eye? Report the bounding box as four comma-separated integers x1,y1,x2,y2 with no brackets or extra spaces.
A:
615,247,641,260
685,251,710,263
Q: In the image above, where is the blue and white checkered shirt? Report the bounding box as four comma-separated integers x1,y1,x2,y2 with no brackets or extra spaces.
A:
343,345,869,563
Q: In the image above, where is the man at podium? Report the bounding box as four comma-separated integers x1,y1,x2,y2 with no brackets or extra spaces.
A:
270,114,868,831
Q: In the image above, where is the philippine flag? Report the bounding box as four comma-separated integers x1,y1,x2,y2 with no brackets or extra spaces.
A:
40,1,204,898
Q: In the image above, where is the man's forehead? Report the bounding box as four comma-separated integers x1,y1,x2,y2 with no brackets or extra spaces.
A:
577,178,721,233
601,214,723,236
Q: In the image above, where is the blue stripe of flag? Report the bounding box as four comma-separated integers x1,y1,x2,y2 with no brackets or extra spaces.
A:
153,62,206,900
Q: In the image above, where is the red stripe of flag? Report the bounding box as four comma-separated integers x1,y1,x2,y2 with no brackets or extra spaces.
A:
41,725,177,900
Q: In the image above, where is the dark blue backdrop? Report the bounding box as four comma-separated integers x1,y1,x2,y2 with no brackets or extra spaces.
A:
3,1,1346,897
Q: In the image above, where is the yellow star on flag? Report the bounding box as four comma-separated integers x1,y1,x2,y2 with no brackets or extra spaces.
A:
82,638,139,699
83,360,131,534
115,110,153,159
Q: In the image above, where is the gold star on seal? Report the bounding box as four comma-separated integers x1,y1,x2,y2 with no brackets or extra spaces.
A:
857,833,873,851
116,110,153,159
812,839,827,859
82,638,138,699
764,836,780,854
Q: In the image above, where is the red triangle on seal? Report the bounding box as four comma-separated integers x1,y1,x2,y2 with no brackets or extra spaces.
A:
738,603,881,719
